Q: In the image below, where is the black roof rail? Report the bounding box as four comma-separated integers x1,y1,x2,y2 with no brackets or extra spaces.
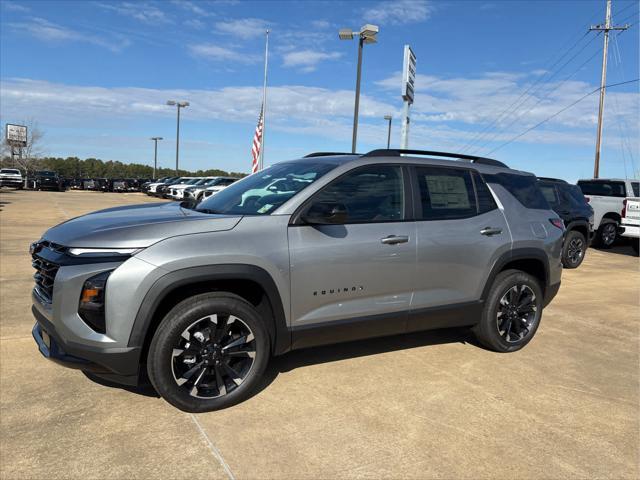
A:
304,152,357,158
362,149,509,168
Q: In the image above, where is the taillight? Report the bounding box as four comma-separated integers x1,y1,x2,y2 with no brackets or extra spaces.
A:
621,199,627,219
549,218,564,230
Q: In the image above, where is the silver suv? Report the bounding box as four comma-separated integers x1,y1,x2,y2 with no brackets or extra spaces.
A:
30,149,563,412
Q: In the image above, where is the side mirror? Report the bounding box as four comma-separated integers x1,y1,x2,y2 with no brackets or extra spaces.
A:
302,202,348,225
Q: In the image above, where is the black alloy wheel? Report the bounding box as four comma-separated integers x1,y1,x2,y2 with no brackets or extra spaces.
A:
599,222,617,248
171,314,256,399
496,284,538,344
562,230,587,269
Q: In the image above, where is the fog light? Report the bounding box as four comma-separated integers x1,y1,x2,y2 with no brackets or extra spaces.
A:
78,271,110,333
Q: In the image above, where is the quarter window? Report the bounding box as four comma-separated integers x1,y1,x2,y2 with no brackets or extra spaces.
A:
472,172,498,214
416,167,476,220
311,165,405,222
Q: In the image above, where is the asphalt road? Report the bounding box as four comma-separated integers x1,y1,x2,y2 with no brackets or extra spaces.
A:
1,189,638,479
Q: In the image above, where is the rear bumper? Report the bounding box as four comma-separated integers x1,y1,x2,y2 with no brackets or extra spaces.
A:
620,225,639,239
31,306,141,386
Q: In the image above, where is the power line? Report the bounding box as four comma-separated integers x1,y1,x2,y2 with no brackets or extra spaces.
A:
472,43,604,155
466,33,602,154
486,79,639,155
458,31,593,154
459,3,605,154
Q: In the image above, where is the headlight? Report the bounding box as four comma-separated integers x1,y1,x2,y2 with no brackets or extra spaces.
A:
78,271,111,333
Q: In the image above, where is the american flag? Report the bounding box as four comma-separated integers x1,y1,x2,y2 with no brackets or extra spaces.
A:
251,105,264,173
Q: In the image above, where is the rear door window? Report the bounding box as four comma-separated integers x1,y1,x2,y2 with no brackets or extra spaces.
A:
632,182,639,197
415,167,476,220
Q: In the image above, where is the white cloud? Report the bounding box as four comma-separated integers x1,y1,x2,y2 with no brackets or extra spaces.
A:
184,18,206,30
1,75,637,160
213,18,271,39
170,0,214,17
188,43,260,64
9,17,131,52
363,0,435,25
3,1,30,13
282,50,343,72
97,2,169,24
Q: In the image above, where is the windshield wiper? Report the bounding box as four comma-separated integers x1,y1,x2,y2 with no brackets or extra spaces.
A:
196,208,221,214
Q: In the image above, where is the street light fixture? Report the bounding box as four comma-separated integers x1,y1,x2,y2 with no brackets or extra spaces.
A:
166,100,189,174
383,115,392,149
338,24,379,153
150,137,163,179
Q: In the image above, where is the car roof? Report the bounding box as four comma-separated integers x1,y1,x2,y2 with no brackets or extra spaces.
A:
281,151,529,176
578,178,636,182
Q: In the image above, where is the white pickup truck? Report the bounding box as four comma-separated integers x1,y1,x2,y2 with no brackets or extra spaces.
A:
621,197,639,255
0,168,24,189
577,178,640,248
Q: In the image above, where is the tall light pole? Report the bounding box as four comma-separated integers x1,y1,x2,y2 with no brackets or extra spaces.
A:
150,137,163,179
339,24,379,153
384,115,392,149
166,100,189,175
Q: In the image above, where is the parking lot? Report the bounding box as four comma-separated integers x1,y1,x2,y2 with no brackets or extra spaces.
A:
0,189,638,479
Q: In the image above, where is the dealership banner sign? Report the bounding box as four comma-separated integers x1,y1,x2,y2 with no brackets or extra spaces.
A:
5,124,28,147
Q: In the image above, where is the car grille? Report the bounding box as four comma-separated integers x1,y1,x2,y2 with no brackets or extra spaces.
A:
32,256,59,303
31,241,65,303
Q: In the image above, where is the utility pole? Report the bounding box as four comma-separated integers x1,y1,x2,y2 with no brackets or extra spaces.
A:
590,0,629,178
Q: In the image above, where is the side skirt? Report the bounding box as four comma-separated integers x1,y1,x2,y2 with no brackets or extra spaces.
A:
289,301,482,351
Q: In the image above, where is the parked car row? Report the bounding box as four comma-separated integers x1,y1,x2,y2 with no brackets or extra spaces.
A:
67,178,152,192
144,176,238,202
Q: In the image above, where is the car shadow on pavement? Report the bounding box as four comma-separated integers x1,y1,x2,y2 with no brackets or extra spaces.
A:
592,241,638,257
82,327,473,405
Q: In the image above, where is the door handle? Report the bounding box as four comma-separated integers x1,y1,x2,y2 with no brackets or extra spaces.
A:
381,235,409,245
480,227,502,236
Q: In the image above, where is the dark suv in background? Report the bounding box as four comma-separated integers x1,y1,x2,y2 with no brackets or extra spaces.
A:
538,177,593,268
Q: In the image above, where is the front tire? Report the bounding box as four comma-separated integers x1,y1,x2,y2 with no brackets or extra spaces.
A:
473,270,543,352
147,292,270,412
562,230,587,269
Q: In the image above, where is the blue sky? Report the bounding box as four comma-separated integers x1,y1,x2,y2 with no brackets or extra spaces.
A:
1,0,638,180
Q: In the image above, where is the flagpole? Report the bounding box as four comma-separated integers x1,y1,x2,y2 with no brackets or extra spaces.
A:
259,29,269,171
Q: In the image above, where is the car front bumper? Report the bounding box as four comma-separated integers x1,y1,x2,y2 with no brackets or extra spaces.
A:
32,305,142,385
0,178,23,187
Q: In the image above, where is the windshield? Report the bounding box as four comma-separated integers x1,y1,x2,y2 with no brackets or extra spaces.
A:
1,169,20,175
196,162,337,215
37,171,56,177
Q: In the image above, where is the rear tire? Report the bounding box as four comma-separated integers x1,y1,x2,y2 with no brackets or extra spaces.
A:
473,270,543,353
594,220,617,248
562,230,587,269
147,292,270,412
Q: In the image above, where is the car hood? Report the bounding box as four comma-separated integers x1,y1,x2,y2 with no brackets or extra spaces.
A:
43,202,241,248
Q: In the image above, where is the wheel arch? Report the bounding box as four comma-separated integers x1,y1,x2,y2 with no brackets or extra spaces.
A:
601,212,621,224
482,248,549,302
129,264,290,360
565,220,590,240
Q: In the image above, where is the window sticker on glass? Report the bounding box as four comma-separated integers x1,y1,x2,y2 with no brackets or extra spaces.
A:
426,176,470,209
257,204,273,214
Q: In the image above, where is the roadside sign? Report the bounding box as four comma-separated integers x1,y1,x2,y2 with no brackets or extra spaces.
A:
401,45,416,104
5,124,27,147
